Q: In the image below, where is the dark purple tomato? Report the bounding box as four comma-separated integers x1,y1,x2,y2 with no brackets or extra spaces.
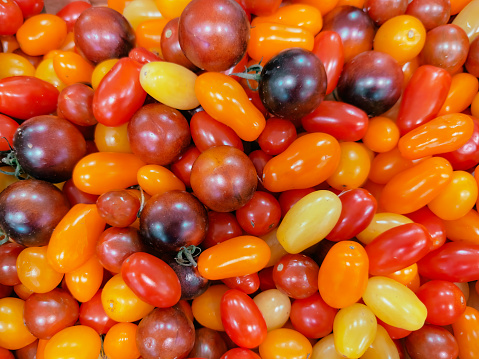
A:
74,6,135,63
79,290,117,335
337,51,403,117
178,0,250,71
96,227,144,274
190,146,258,212
0,180,70,247
136,306,196,359
161,17,198,71
406,0,450,30
365,0,408,26
57,83,97,127
24,288,79,339
96,190,140,228
13,115,87,183
405,324,459,359
188,327,228,359
322,6,376,63
259,48,327,120
0,242,24,286
167,258,209,301
128,103,191,166
420,24,469,74
140,190,208,253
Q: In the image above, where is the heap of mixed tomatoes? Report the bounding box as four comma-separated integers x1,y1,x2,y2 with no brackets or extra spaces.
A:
1,0,479,358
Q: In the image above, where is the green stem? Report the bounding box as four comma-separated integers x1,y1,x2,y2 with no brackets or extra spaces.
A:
175,245,202,267
231,63,264,91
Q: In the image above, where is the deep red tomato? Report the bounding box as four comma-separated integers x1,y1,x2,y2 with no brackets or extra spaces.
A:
405,206,447,251
257,118,297,156
121,252,181,308
170,145,201,189
0,76,59,120
277,188,315,218
79,290,117,335
312,31,344,95
56,1,92,32
416,280,467,326
235,191,281,236
12,0,43,18
202,211,243,249
418,242,479,282
221,348,262,359
0,0,23,36
220,289,267,348
128,47,162,64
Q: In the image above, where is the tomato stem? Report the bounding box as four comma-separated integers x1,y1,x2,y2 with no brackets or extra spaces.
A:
232,63,263,91
136,185,146,218
0,229,8,246
0,137,27,180
175,245,202,267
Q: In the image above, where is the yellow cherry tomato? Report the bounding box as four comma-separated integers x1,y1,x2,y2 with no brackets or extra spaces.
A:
261,228,288,268
361,325,400,359
44,325,101,359
0,53,35,79
253,289,291,331
16,246,63,294
35,58,66,90
333,303,377,359
140,61,199,110
154,0,191,18
0,298,37,350
47,204,106,273
137,164,185,196
326,141,371,191
312,334,343,359
277,190,342,254
91,59,119,90
356,213,413,245
65,255,104,303
374,15,426,65
362,276,427,331
438,73,479,115
101,274,154,323
16,14,68,56
192,284,229,331
53,52,94,86
103,323,140,359
94,122,132,153
428,170,478,220
362,117,400,153
122,0,163,30
259,328,312,359
452,0,479,42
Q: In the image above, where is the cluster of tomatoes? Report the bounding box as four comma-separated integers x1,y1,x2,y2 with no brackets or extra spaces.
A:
2,0,479,358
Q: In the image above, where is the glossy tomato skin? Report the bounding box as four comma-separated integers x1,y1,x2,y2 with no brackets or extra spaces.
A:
235,191,281,236
202,211,243,249
418,242,479,282
221,289,267,348
93,58,146,127
79,290,117,335
0,0,23,36
0,76,59,120
405,324,459,359
0,243,23,286
301,101,369,142
326,188,377,241
312,31,344,95
0,115,19,151
405,206,447,250
56,0,91,32
121,252,181,308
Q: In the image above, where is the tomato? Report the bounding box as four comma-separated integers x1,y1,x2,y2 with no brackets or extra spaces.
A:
52,51,94,86
357,212,413,245
13,0,43,18
0,53,35,80
362,325,400,359
443,208,479,245
406,206,447,251
103,322,140,359
221,289,267,348
0,297,37,350
235,191,281,236
253,289,291,331
197,236,271,280
312,31,344,95
202,211,243,249
79,290,117,335
47,204,106,273
262,133,341,192
0,76,59,120
65,255,103,303
311,334,342,359
257,118,297,156
121,252,181,308
452,306,479,359
44,325,101,359
439,73,478,115
72,152,146,195
363,116,400,153
192,284,229,331
418,241,479,282
222,273,260,294
259,328,312,359
416,280,466,326
318,241,368,309
93,58,146,127
195,72,265,142
221,348,261,359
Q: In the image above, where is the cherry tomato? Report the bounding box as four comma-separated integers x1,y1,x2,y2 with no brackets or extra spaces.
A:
253,289,291,331
235,191,281,236
103,322,140,359
222,273,260,294
79,290,117,335
44,325,101,359
56,1,91,32
311,334,342,359
312,31,344,95
0,297,37,350
259,328,312,359
357,212,413,245
192,284,229,331
406,206,447,250
363,116,400,153
452,306,479,359
257,118,297,156
0,0,23,36
65,255,103,303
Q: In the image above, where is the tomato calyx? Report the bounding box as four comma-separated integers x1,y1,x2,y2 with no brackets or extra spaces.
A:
0,139,27,180
175,245,202,267
232,63,263,90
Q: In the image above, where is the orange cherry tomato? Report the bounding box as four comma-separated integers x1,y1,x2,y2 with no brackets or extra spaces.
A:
326,141,371,191
0,298,37,350
362,117,400,153
318,241,369,309
262,133,341,192
154,0,191,19
191,284,229,331
47,204,106,273
16,14,68,56
94,123,132,153
443,208,479,245
0,53,35,79
379,157,453,214
35,58,67,91
52,52,94,86
398,113,474,160
16,246,64,293
438,73,479,115
197,236,271,280
251,4,323,35
44,325,101,359
291,0,339,16
259,328,312,359
72,152,146,195
103,322,140,359
452,306,479,359
65,255,104,303
101,274,154,323
451,0,474,14
135,18,168,50
384,263,419,287
337,0,365,7
108,0,132,13
374,15,426,65
247,22,315,63
137,164,186,196
13,283,34,300
195,72,265,141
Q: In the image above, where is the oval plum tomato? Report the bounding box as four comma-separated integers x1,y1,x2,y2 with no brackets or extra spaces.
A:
44,325,101,359
121,252,181,308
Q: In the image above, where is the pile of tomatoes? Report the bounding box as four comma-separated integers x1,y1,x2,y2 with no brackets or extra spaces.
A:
2,0,479,358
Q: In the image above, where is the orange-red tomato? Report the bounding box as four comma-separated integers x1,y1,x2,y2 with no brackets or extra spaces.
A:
44,325,101,359
452,306,479,359
103,322,140,359
135,18,169,50
197,236,271,280
362,117,400,153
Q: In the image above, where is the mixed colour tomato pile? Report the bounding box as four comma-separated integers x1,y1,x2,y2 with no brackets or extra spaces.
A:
2,0,479,358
